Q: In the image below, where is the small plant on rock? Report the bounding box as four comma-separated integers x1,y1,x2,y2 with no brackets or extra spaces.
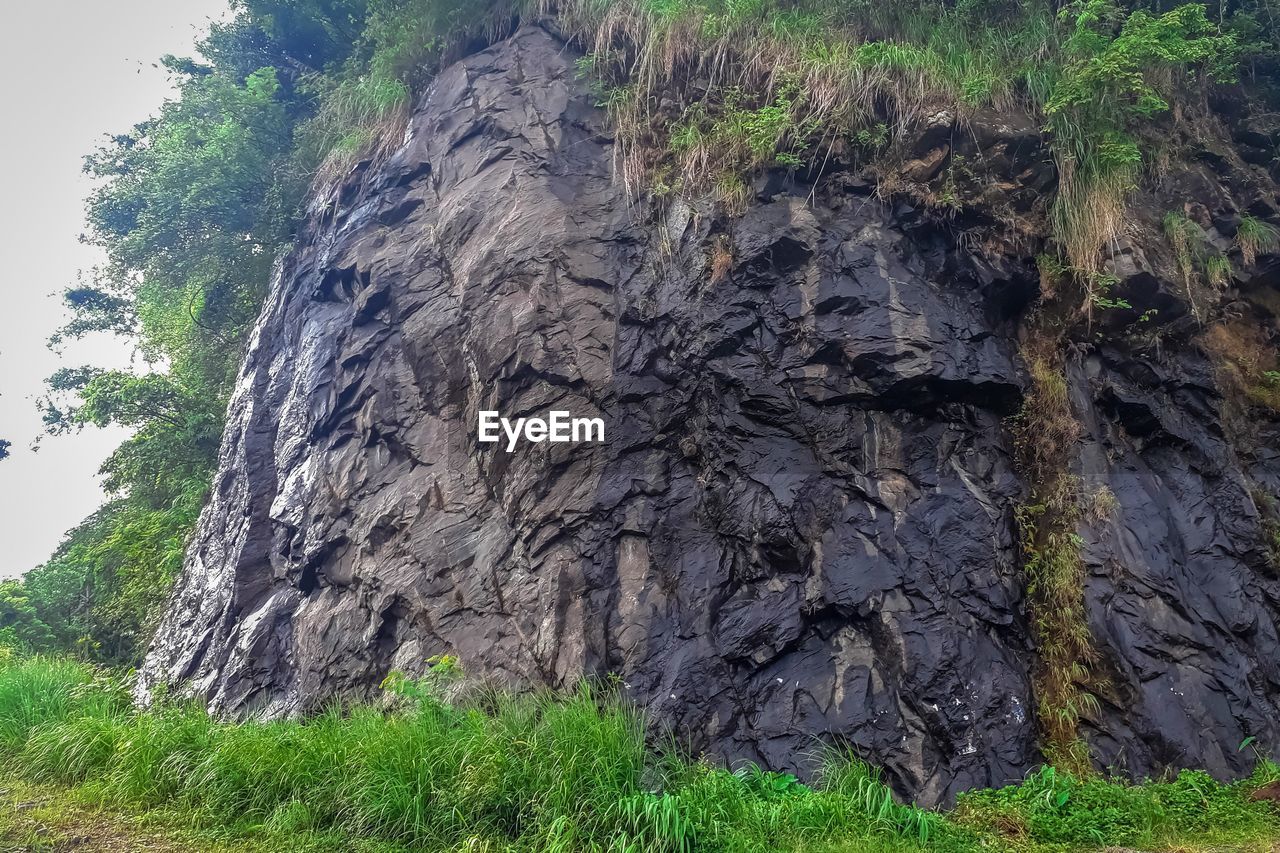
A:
381,653,463,707
1237,214,1279,266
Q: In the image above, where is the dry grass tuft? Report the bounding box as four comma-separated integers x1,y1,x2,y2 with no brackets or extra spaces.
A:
709,233,734,283
1051,155,1134,276
1200,320,1280,412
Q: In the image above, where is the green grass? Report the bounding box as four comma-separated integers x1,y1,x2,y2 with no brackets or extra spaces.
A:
1238,213,1280,266
554,0,1065,199
298,0,531,182
0,651,1278,852
957,763,1280,851
312,0,1236,296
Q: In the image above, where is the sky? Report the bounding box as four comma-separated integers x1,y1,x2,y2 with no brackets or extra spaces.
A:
0,0,229,578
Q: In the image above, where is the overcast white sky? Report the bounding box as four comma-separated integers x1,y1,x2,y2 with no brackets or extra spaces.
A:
0,0,230,578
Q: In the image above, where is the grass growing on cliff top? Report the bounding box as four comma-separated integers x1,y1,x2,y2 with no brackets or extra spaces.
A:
309,0,1239,295
1,652,1278,853
552,0,1061,194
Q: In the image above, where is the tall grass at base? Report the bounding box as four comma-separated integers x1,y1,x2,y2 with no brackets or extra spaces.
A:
0,652,123,752
1,653,1278,852
0,655,943,851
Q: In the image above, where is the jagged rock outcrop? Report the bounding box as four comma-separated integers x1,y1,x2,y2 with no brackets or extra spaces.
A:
139,23,1280,804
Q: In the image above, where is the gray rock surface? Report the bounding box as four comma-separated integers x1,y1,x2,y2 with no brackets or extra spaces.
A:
139,24,1280,804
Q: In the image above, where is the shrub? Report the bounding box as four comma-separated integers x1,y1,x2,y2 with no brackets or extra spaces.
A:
1048,2,1237,275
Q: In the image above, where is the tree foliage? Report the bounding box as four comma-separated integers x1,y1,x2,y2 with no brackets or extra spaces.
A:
13,1,370,663
0,583,54,651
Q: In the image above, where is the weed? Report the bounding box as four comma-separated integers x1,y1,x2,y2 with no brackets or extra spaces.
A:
1085,485,1118,522
299,0,531,186
1237,214,1279,266
541,0,1064,207
1047,2,1236,272
1204,252,1234,288
1087,271,1131,313
1012,335,1099,774
1163,209,1229,317
1164,210,1199,278
293,0,1239,273
1037,252,1070,302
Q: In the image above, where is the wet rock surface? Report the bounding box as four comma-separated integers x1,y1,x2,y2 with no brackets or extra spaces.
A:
1074,345,1280,779
139,24,1280,804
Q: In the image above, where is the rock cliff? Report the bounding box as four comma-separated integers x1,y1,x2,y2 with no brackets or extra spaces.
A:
139,23,1280,804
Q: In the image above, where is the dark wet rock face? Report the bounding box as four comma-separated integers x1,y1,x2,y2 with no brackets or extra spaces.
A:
140,25,1280,804
1075,347,1280,776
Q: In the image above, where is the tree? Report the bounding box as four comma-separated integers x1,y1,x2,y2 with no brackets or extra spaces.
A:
22,6,323,664
0,580,56,652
